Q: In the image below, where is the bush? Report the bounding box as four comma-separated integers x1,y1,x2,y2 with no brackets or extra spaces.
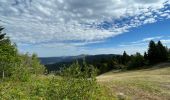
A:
10,53,45,82
0,61,106,100
46,61,101,99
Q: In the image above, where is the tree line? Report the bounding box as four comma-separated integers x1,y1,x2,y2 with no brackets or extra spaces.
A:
46,40,170,75
95,40,170,72
119,40,170,70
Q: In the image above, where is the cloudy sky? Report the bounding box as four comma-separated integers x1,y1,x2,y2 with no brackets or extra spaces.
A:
0,0,170,57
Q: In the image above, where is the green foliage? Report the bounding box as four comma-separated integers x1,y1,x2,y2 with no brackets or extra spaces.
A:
60,60,97,78
0,27,19,79
0,26,45,81
147,40,169,64
126,40,169,69
122,51,130,65
47,61,103,99
0,61,105,100
11,53,45,82
127,52,145,70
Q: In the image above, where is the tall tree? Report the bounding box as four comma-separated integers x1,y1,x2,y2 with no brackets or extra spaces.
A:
148,40,157,64
0,27,6,40
122,51,130,65
157,41,168,62
147,40,169,64
144,52,148,60
0,27,18,78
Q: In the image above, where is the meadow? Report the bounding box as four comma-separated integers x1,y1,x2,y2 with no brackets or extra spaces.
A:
97,63,170,100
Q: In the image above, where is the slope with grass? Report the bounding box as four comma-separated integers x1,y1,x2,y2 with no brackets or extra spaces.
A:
97,63,170,100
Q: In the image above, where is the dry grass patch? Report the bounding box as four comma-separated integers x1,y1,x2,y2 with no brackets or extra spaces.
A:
97,63,170,100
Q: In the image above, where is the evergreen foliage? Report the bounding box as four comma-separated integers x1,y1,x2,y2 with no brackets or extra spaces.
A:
147,40,169,64
122,51,130,65
127,52,145,69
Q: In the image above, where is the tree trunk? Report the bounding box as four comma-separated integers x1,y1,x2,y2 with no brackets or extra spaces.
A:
2,70,4,79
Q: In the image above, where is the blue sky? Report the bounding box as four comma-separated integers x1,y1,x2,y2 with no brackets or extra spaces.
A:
0,0,170,57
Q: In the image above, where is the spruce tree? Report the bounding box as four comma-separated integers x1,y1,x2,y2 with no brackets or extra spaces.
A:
148,40,157,64
0,27,6,41
147,40,169,64
144,52,148,60
157,41,168,62
122,51,129,65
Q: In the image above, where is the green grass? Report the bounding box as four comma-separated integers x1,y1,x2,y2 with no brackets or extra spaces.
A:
97,63,170,100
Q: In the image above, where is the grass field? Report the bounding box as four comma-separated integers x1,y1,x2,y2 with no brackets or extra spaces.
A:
97,63,170,100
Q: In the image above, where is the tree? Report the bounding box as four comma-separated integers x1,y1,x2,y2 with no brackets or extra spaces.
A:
144,52,148,60
147,40,169,64
122,51,130,65
168,48,170,60
127,52,144,69
157,41,168,62
147,40,157,64
0,27,6,40
0,27,18,79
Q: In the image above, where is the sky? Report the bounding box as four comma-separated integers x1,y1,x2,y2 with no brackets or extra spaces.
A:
0,0,170,57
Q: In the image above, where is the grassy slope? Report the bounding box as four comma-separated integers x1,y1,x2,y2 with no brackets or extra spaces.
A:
97,63,170,100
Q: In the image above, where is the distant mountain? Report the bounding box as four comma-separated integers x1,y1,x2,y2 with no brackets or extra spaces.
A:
39,54,88,65
40,54,121,73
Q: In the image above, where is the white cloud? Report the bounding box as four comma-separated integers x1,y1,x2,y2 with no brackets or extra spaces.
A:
0,0,170,56
161,39,170,44
131,36,163,44
141,36,163,42
0,0,169,43
120,36,164,47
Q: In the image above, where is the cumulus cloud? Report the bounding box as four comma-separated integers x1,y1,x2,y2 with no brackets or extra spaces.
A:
0,0,170,49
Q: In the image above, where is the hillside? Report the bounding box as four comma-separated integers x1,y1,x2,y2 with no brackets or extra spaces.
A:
97,63,170,100
39,54,88,65
43,54,120,73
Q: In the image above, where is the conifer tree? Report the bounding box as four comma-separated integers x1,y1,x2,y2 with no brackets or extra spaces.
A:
157,41,168,62
0,27,6,41
122,51,129,65
148,40,157,64
144,52,148,60
147,40,169,64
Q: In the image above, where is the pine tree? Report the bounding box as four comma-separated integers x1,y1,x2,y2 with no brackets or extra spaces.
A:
0,27,6,41
148,40,157,64
157,41,168,62
144,52,148,60
122,51,129,65
147,40,169,64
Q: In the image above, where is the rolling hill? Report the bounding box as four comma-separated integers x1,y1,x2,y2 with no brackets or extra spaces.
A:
40,54,121,73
